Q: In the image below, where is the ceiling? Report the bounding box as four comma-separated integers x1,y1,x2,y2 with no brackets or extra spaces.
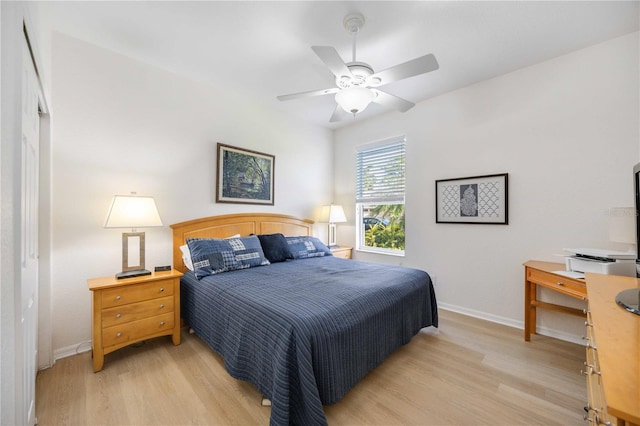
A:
38,1,639,129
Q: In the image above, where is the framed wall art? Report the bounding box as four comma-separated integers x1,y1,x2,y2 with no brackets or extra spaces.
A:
435,173,508,224
216,143,275,205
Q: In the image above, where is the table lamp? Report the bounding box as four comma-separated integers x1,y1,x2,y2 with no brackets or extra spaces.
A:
104,193,163,279
321,204,347,248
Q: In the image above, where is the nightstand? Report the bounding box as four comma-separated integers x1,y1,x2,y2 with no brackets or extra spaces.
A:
87,269,183,372
331,246,352,259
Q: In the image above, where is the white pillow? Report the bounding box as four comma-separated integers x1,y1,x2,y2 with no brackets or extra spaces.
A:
180,234,241,272
180,244,194,271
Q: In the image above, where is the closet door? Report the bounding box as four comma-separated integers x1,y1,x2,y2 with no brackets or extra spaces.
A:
20,34,40,426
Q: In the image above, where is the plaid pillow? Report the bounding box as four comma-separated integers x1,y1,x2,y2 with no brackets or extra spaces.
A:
187,235,270,279
285,236,333,259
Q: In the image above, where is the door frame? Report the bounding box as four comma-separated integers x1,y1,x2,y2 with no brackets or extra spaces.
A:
22,23,53,372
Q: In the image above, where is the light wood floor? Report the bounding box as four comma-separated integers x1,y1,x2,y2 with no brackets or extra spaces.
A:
36,310,586,425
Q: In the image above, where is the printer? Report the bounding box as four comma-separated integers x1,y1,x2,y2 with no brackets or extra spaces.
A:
564,248,637,277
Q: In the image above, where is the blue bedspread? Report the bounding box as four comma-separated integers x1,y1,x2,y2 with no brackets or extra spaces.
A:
181,256,438,425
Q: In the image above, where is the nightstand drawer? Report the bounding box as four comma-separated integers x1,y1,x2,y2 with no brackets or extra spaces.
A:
102,312,175,348
101,280,174,308
331,247,352,259
526,267,586,298
101,295,174,328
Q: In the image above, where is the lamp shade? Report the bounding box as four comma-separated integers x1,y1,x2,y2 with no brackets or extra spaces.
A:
104,195,163,228
321,204,347,224
335,87,375,115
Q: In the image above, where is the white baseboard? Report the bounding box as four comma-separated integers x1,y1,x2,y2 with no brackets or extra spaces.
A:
53,340,92,362
438,302,585,346
51,303,585,364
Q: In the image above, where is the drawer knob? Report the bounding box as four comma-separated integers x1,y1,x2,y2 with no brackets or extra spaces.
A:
557,281,565,286
115,295,121,300
160,321,165,326
159,287,164,292
116,332,122,338
116,313,121,319
160,304,165,309
581,363,601,376
587,405,600,414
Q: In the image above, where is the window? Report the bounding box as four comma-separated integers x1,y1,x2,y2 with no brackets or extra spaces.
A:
356,137,405,255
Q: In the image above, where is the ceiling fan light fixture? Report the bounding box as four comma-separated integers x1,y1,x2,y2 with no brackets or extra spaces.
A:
277,12,438,123
335,87,375,115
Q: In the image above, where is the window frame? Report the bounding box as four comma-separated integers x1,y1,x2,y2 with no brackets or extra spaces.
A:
355,136,406,256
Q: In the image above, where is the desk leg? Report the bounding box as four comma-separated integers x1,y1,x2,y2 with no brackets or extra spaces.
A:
524,280,537,341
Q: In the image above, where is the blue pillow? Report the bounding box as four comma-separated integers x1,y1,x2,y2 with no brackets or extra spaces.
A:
257,233,294,263
286,236,333,259
187,235,270,279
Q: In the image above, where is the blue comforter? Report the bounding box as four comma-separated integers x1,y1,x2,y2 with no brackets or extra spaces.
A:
181,256,438,425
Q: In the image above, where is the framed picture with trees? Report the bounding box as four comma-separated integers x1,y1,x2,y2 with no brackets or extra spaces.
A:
216,143,275,205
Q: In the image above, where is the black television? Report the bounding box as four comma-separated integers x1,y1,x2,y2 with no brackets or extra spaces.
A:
635,162,640,263
617,163,640,312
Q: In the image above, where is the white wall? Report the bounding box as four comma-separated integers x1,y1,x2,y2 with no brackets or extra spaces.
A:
50,33,334,357
334,32,639,343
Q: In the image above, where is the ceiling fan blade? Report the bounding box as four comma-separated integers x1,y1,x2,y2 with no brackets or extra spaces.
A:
311,46,353,78
370,54,439,86
372,89,415,112
329,104,352,123
277,87,339,101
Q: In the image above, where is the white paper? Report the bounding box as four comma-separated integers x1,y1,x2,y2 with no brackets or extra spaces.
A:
552,270,585,279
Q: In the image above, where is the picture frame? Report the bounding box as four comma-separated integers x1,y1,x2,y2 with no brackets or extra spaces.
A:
216,143,275,205
435,173,508,224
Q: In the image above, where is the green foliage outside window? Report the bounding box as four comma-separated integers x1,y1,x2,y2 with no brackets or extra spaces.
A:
364,204,405,250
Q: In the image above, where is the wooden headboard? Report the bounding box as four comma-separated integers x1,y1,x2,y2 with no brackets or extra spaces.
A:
170,213,314,273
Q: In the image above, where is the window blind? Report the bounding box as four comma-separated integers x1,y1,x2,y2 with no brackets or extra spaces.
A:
356,138,405,204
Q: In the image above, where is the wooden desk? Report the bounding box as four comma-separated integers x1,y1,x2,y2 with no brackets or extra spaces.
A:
523,260,587,341
585,273,640,426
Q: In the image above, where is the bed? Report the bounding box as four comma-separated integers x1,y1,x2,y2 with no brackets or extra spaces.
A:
171,213,438,426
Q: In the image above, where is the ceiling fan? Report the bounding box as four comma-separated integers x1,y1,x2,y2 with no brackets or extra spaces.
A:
277,12,439,123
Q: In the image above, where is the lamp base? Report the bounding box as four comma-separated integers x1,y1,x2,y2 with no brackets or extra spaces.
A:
328,223,337,247
116,269,151,280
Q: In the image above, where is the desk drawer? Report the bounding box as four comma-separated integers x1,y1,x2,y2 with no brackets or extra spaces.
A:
527,268,586,299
